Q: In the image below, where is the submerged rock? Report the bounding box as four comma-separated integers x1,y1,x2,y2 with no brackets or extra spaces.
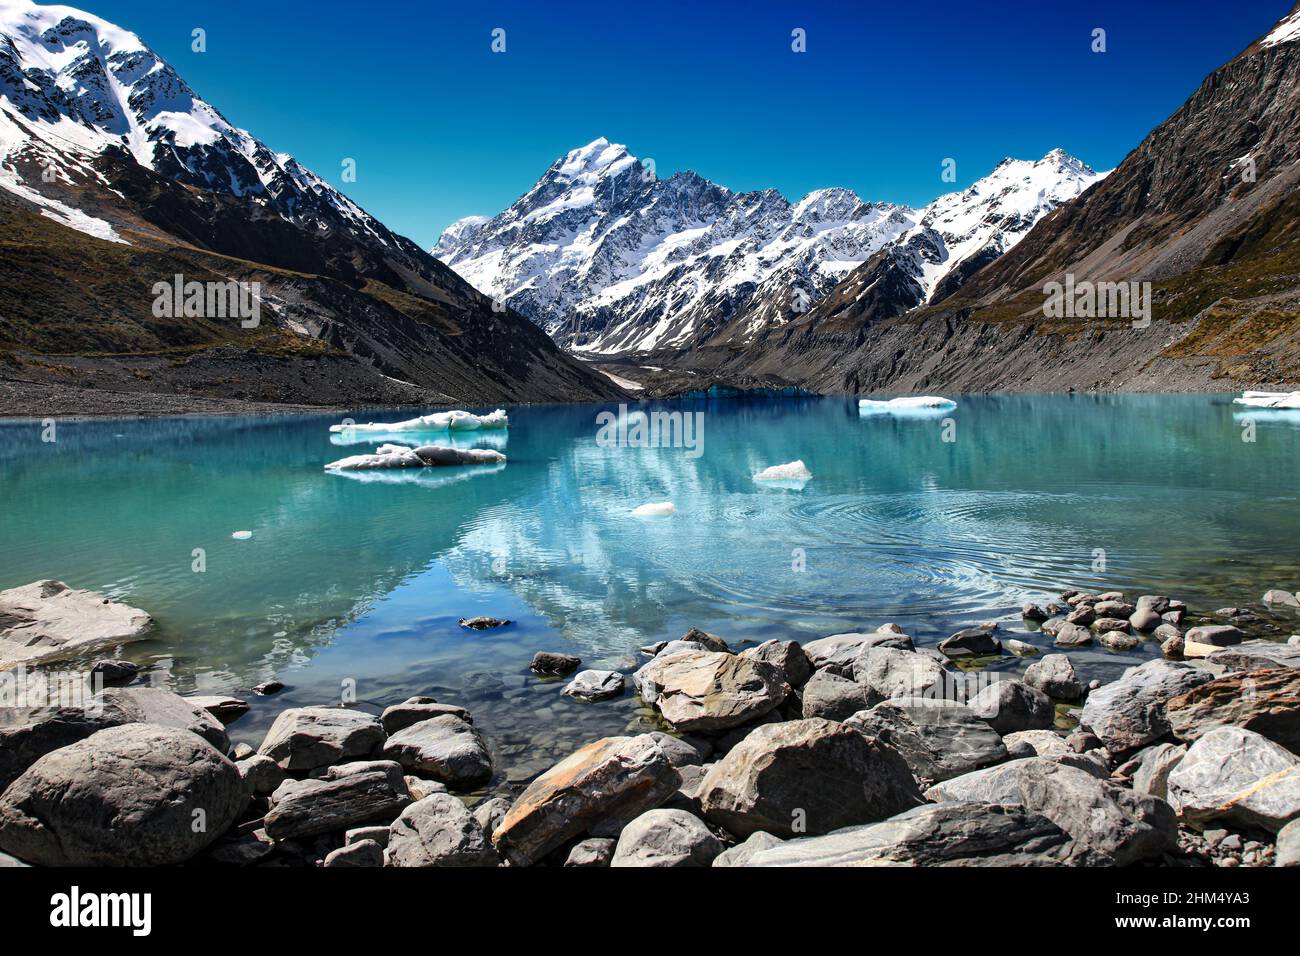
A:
0,580,152,669
459,616,513,630
530,651,581,676
698,718,921,838
562,669,625,702
611,809,722,867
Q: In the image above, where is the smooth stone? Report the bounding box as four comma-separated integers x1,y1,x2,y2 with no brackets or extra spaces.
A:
381,714,492,789
235,754,286,796
0,724,244,866
380,698,472,734
257,707,385,771
344,825,391,848
1003,729,1070,757
610,809,723,867
1095,600,1136,618
1166,726,1300,833
562,669,625,702
1100,630,1140,651
967,679,1055,735
492,735,679,866
1065,605,1096,627
264,760,410,840
1277,818,1300,866
1006,639,1040,656
530,651,581,676
1023,653,1083,700
472,796,511,842
1080,659,1215,756
648,732,707,768
323,839,384,867
699,717,921,838
745,802,1083,866
846,698,1008,782
1053,623,1093,647
937,627,1002,659
252,679,285,696
634,650,787,732
1185,624,1244,647
1161,633,1186,658
801,669,878,721
564,837,617,867
925,757,1176,865
739,640,812,689
0,580,152,669
89,659,139,685
386,793,498,867
1263,590,1299,607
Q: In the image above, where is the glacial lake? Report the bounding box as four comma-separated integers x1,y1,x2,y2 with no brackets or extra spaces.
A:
2,393,1298,789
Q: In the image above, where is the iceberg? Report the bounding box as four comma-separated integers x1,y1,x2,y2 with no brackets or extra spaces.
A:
1233,391,1300,409
231,530,252,540
753,460,813,482
325,444,506,471
329,409,508,433
631,501,676,517
858,396,957,412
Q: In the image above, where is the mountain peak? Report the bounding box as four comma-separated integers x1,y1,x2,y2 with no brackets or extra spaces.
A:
552,137,634,180
1261,3,1300,47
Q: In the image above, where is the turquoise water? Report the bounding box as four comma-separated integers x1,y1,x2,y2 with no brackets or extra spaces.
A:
2,394,1298,786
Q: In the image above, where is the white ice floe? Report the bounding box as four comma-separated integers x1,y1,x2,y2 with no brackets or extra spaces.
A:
858,396,957,412
631,502,676,517
328,409,508,433
1233,391,1300,409
753,460,813,482
231,531,252,540
324,444,506,471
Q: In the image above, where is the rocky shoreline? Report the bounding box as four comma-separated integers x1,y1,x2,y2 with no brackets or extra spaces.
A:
1,581,1299,868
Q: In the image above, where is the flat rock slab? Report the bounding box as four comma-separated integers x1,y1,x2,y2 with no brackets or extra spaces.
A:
381,714,492,789
1207,640,1300,672
183,695,250,725
380,697,471,734
258,706,385,770
0,580,152,670
744,802,1082,867
493,734,679,867
847,698,1007,782
1080,658,1215,756
1167,668,1300,754
925,757,1176,865
699,717,921,838
1166,726,1300,833
0,724,244,866
635,650,787,732
264,760,410,840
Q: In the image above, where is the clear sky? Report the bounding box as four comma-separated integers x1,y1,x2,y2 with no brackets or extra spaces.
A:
71,0,1295,248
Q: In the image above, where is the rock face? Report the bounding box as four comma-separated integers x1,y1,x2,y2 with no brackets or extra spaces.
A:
1166,726,1300,833
380,697,472,734
386,793,498,867
381,715,492,789
846,698,1007,782
801,669,878,721
635,650,787,731
610,809,723,867
1023,654,1082,700
492,735,679,866
744,802,1083,867
698,718,921,838
967,679,1055,735
258,707,386,770
739,640,812,688
1080,659,1215,755
562,670,625,702
263,760,410,840
854,646,954,702
925,758,1176,865
0,580,152,669
1166,668,1300,753
0,724,244,866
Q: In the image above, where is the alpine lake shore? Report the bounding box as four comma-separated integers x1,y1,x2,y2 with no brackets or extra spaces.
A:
2,579,1299,869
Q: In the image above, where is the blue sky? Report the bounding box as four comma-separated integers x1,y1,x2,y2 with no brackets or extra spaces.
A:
77,0,1294,248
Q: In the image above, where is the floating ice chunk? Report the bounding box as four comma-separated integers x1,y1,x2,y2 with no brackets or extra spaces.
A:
858,396,957,412
324,444,506,471
329,409,508,433
231,531,252,540
753,460,813,482
1233,391,1300,409
631,502,676,517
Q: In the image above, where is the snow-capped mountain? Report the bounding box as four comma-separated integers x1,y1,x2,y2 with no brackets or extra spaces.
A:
434,139,1104,356
0,0,621,405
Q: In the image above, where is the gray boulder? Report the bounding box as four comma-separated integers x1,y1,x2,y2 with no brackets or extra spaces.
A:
1206,640,1300,671
803,628,912,672
530,651,581,676
635,649,787,731
380,697,472,734
381,714,491,789
0,724,244,866
472,796,511,842
258,707,385,770
492,735,679,866
854,646,955,702
1185,624,1244,647
1165,726,1300,833
565,837,617,867
323,839,384,867
1277,818,1300,867
1053,623,1093,647
846,698,1007,782
1125,742,1186,800
235,754,286,796
699,718,921,838
739,640,812,688
648,732,708,768
1002,729,1070,757
610,809,723,867
0,579,152,669
1023,654,1082,700
925,758,1176,865
1080,659,1215,756
745,802,1084,866
264,760,410,840
562,669,625,702
937,627,1001,659
801,669,878,721
183,695,250,725
712,831,784,867
967,679,1055,735
386,793,498,867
